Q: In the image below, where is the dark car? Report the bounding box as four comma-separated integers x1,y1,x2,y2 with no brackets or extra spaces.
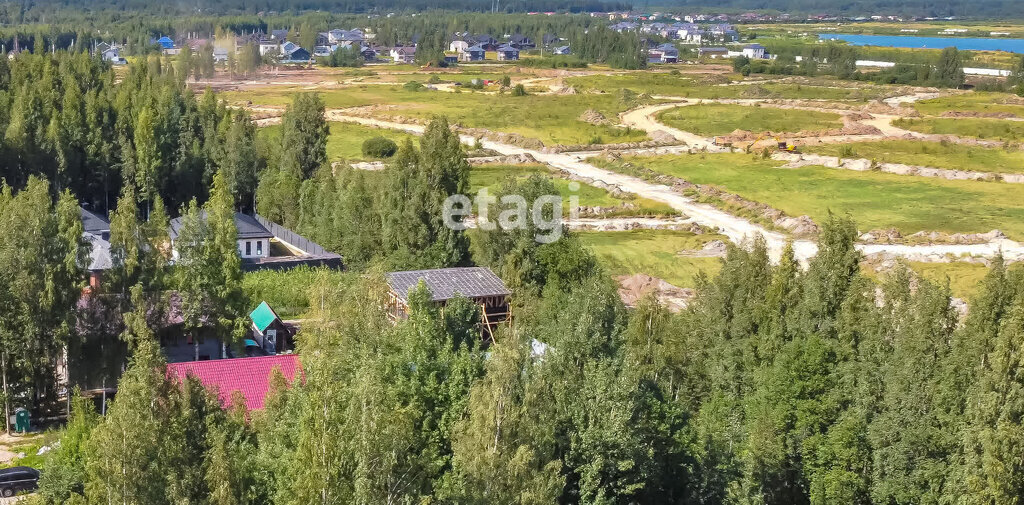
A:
0,466,39,497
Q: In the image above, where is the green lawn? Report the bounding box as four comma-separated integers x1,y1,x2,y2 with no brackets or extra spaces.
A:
894,117,1024,141
657,103,843,136
227,85,649,146
913,92,1024,117
804,140,1024,174
612,152,1024,239
469,164,678,217
579,229,724,287
260,121,418,163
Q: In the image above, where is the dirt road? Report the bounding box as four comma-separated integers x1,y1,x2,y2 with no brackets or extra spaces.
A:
241,102,1024,264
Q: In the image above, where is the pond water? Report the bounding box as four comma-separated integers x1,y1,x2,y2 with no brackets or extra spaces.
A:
819,33,1024,53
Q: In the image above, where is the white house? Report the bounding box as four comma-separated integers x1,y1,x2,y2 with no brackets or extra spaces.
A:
390,46,416,64
449,40,469,53
742,43,767,59
258,39,280,56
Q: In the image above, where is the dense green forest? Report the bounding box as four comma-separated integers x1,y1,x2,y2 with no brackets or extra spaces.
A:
3,61,1023,501
0,52,263,214
27,205,1024,504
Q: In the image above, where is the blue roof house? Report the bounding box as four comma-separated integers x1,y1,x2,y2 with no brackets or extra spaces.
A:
156,36,175,49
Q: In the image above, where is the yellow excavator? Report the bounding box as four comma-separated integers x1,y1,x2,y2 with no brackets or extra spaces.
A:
747,133,798,153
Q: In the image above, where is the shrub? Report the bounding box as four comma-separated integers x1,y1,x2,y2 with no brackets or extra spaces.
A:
500,75,511,87
428,74,441,84
404,80,424,91
511,84,527,96
362,136,399,158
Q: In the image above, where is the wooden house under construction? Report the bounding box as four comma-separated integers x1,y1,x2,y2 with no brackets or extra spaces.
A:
386,267,511,339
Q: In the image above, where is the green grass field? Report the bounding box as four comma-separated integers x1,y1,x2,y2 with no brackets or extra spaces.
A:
894,117,1024,141
657,103,843,136
805,140,1024,174
862,260,1002,301
565,74,891,101
913,92,1024,117
226,85,649,146
469,164,678,217
611,152,1024,239
259,121,418,163
579,229,724,287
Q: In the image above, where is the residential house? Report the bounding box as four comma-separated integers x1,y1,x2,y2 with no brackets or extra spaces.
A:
509,33,535,49
167,212,342,272
101,45,126,64
610,21,639,32
166,354,302,411
386,267,511,339
327,29,347,43
552,45,571,55
471,34,498,51
742,43,767,59
213,47,228,63
709,23,739,42
359,45,377,61
460,44,486,62
313,45,334,57
698,46,729,59
449,39,469,53
258,39,280,56
496,44,519,61
648,43,679,63
270,29,289,41
279,41,311,63
155,36,179,55
390,46,416,64
81,207,111,291
443,54,459,65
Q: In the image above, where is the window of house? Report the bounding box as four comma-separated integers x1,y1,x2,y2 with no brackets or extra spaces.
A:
245,241,251,256
257,240,263,256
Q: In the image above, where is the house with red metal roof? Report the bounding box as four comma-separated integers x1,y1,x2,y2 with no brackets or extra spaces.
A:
166,354,301,411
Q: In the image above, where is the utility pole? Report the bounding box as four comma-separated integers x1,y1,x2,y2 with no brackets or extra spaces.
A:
2,352,9,434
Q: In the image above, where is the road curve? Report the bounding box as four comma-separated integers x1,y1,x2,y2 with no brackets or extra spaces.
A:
318,110,1024,264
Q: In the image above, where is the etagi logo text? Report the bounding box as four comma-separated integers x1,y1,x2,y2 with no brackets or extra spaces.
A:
442,183,581,243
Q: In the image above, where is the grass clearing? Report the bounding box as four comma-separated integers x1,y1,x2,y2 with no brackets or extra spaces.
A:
611,152,1024,239
260,121,418,163
657,103,844,136
469,164,678,217
894,117,1024,141
804,140,1024,174
229,85,649,146
565,74,890,100
2,430,62,469
579,229,724,287
862,260,996,301
913,92,1024,117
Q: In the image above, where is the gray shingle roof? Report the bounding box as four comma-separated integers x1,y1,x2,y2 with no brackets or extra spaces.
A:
169,212,274,240
84,233,112,271
80,207,110,236
387,267,510,302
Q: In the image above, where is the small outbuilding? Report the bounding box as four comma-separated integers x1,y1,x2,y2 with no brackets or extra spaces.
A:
249,301,293,354
386,267,511,339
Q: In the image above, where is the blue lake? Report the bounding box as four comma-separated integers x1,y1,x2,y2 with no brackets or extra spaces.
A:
819,33,1024,53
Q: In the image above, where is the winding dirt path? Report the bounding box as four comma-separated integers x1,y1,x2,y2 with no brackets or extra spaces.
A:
319,109,1024,263
243,103,1024,264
